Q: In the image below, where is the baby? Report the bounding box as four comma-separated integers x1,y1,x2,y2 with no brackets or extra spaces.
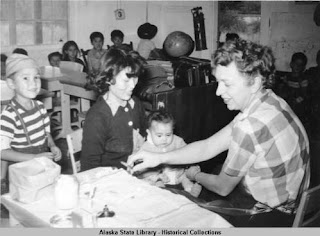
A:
137,110,202,197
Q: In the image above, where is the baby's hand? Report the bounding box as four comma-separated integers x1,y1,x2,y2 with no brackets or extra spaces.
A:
159,173,170,184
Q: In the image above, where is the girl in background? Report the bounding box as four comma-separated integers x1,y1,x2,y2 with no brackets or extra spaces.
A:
62,40,86,72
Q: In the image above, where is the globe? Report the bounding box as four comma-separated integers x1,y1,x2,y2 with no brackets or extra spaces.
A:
163,31,194,58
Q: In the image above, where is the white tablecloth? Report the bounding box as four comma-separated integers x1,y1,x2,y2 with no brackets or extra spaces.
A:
1,167,232,228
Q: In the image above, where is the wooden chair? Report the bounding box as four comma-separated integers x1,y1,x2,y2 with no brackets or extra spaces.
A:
292,184,320,227
80,49,90,71
66,128,83,174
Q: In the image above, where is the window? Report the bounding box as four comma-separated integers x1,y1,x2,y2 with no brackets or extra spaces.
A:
0,0,68,47
218,1,261,43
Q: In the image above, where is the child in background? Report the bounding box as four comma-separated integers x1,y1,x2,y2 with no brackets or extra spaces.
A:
87,32,107,78
280,52,311,132
62,41,86,72
12,48,28,56
225,33,239,43
137,110,202,197
137,23,160,60
110,30,124,49
109,30,132,52
306,49,320,138
0,54,62,194
48,51,62,68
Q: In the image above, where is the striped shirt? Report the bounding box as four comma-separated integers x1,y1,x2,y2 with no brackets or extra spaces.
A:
0,99,50,151
223,89,309,208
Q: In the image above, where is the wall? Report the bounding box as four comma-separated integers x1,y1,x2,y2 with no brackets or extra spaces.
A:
69,1,217,60
261,1,320,71
2,1,319,71
1,0,217,66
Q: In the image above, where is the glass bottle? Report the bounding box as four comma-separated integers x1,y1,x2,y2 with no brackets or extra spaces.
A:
54,175,79,210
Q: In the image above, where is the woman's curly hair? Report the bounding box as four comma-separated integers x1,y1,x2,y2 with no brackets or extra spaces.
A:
213,39,276,89
95,48,146,94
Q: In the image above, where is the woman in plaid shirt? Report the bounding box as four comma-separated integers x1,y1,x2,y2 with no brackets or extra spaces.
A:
128,39,310,227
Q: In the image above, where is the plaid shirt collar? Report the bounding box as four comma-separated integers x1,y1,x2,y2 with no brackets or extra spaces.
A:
236,89,270,122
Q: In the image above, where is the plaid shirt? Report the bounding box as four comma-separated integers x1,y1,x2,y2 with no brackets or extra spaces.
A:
223,89,309,209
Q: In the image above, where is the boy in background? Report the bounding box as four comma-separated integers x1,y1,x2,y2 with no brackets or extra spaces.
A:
0,54,62,194
280,52,311,133
110,30,124,49
87,31,107,78
137,110,202,197
109,30,132,52
306,49,320,138
48,51,62,67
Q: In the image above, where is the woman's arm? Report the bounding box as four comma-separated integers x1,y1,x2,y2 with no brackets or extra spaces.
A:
187,166,242,196
161,122,232,164
128,122,233,173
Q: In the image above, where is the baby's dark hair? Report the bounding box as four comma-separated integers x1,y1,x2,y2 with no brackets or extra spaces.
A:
111,30,124,39
291,52,308,66
147,110,175,129
48,51,62,61
90,31,104,43
213,39,276,89
12,48,28,56
96,48,146,94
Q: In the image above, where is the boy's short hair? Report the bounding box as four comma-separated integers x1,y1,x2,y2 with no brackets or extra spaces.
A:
291,52,308,66
90,31,104,43
147,110,175,129
111,30,124,39
48,51,62,61
12,48,28,56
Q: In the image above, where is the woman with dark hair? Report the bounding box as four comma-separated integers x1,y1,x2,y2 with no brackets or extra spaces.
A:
80,48,147,171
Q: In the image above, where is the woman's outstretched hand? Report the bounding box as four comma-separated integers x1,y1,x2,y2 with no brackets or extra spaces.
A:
127,150,162,174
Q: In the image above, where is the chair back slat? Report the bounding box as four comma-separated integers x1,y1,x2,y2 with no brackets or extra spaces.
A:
66,128,83,174
293,184,320,227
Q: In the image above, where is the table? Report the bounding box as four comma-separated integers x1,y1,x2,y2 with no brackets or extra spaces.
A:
40,69,97,139
1,168,232,228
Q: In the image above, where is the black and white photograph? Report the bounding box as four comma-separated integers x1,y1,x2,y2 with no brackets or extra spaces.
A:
0,0,320,232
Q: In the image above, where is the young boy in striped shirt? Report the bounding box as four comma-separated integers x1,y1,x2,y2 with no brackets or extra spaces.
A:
0,54,61,194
